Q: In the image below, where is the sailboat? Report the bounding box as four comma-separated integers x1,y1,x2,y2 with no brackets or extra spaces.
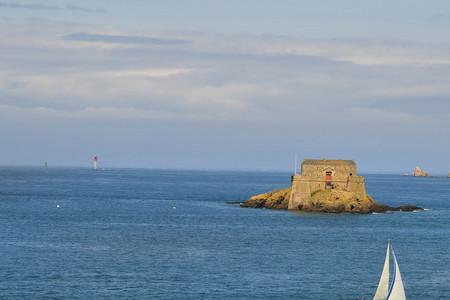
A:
373,241,407,300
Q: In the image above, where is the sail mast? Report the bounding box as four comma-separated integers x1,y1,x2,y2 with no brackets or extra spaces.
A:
294,155,298,175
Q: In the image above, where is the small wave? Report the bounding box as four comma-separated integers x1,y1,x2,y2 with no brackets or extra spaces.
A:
83,245,111,251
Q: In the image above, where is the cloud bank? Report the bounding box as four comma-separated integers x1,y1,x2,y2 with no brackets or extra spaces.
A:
0,20,449,171
0,1,104,13
64,33,189,45
2,21,449,121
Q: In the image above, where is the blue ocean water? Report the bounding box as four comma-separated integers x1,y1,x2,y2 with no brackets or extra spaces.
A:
0,167,449,299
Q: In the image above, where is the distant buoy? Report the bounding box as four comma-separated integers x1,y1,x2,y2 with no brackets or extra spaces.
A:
93,155,98,170
172,206,176,209
56,205,60,208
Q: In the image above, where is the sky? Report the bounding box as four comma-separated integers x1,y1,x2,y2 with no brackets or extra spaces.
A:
1,0,450,173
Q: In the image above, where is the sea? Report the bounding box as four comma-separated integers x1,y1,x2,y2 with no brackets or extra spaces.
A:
0,167,449,299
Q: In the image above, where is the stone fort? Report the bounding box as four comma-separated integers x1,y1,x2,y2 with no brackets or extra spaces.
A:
288,159,368,210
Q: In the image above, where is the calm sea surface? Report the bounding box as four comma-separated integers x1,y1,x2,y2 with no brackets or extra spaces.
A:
0,167,449,299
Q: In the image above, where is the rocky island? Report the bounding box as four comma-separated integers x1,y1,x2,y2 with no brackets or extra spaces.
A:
241,159,422,214
413,166,429,177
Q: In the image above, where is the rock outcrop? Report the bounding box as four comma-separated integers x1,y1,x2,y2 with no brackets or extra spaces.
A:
240,187,422,214
241,188,290,209
413,166,429,177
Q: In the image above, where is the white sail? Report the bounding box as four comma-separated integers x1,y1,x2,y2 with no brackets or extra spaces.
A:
386,249,407,300
373,241,390,300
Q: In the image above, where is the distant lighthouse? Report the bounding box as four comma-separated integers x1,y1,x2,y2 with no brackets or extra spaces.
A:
93,155,98,170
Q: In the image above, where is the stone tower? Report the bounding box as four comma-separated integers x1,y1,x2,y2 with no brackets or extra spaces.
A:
288,159,368,210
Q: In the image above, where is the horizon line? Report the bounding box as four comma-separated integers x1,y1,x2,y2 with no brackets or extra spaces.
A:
0,163,448,176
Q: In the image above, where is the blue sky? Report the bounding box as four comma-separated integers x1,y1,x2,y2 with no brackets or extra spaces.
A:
1,1,450,173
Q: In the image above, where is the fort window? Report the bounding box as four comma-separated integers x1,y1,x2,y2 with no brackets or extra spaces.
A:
325,170,333,189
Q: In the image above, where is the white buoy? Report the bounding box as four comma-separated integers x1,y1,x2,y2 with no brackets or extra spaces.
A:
93,155,98,170
56,204,60,208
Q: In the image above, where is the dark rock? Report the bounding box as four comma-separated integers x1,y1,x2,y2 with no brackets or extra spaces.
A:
393,205,424,212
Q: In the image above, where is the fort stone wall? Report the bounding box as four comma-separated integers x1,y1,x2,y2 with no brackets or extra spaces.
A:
288,159,367,210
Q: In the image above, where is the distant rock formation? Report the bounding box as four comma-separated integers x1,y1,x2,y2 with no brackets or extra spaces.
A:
413,166,429,177
448,172,450,178
240,159,423,214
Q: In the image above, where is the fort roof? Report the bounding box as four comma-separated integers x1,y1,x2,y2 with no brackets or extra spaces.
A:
302,159,356,166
